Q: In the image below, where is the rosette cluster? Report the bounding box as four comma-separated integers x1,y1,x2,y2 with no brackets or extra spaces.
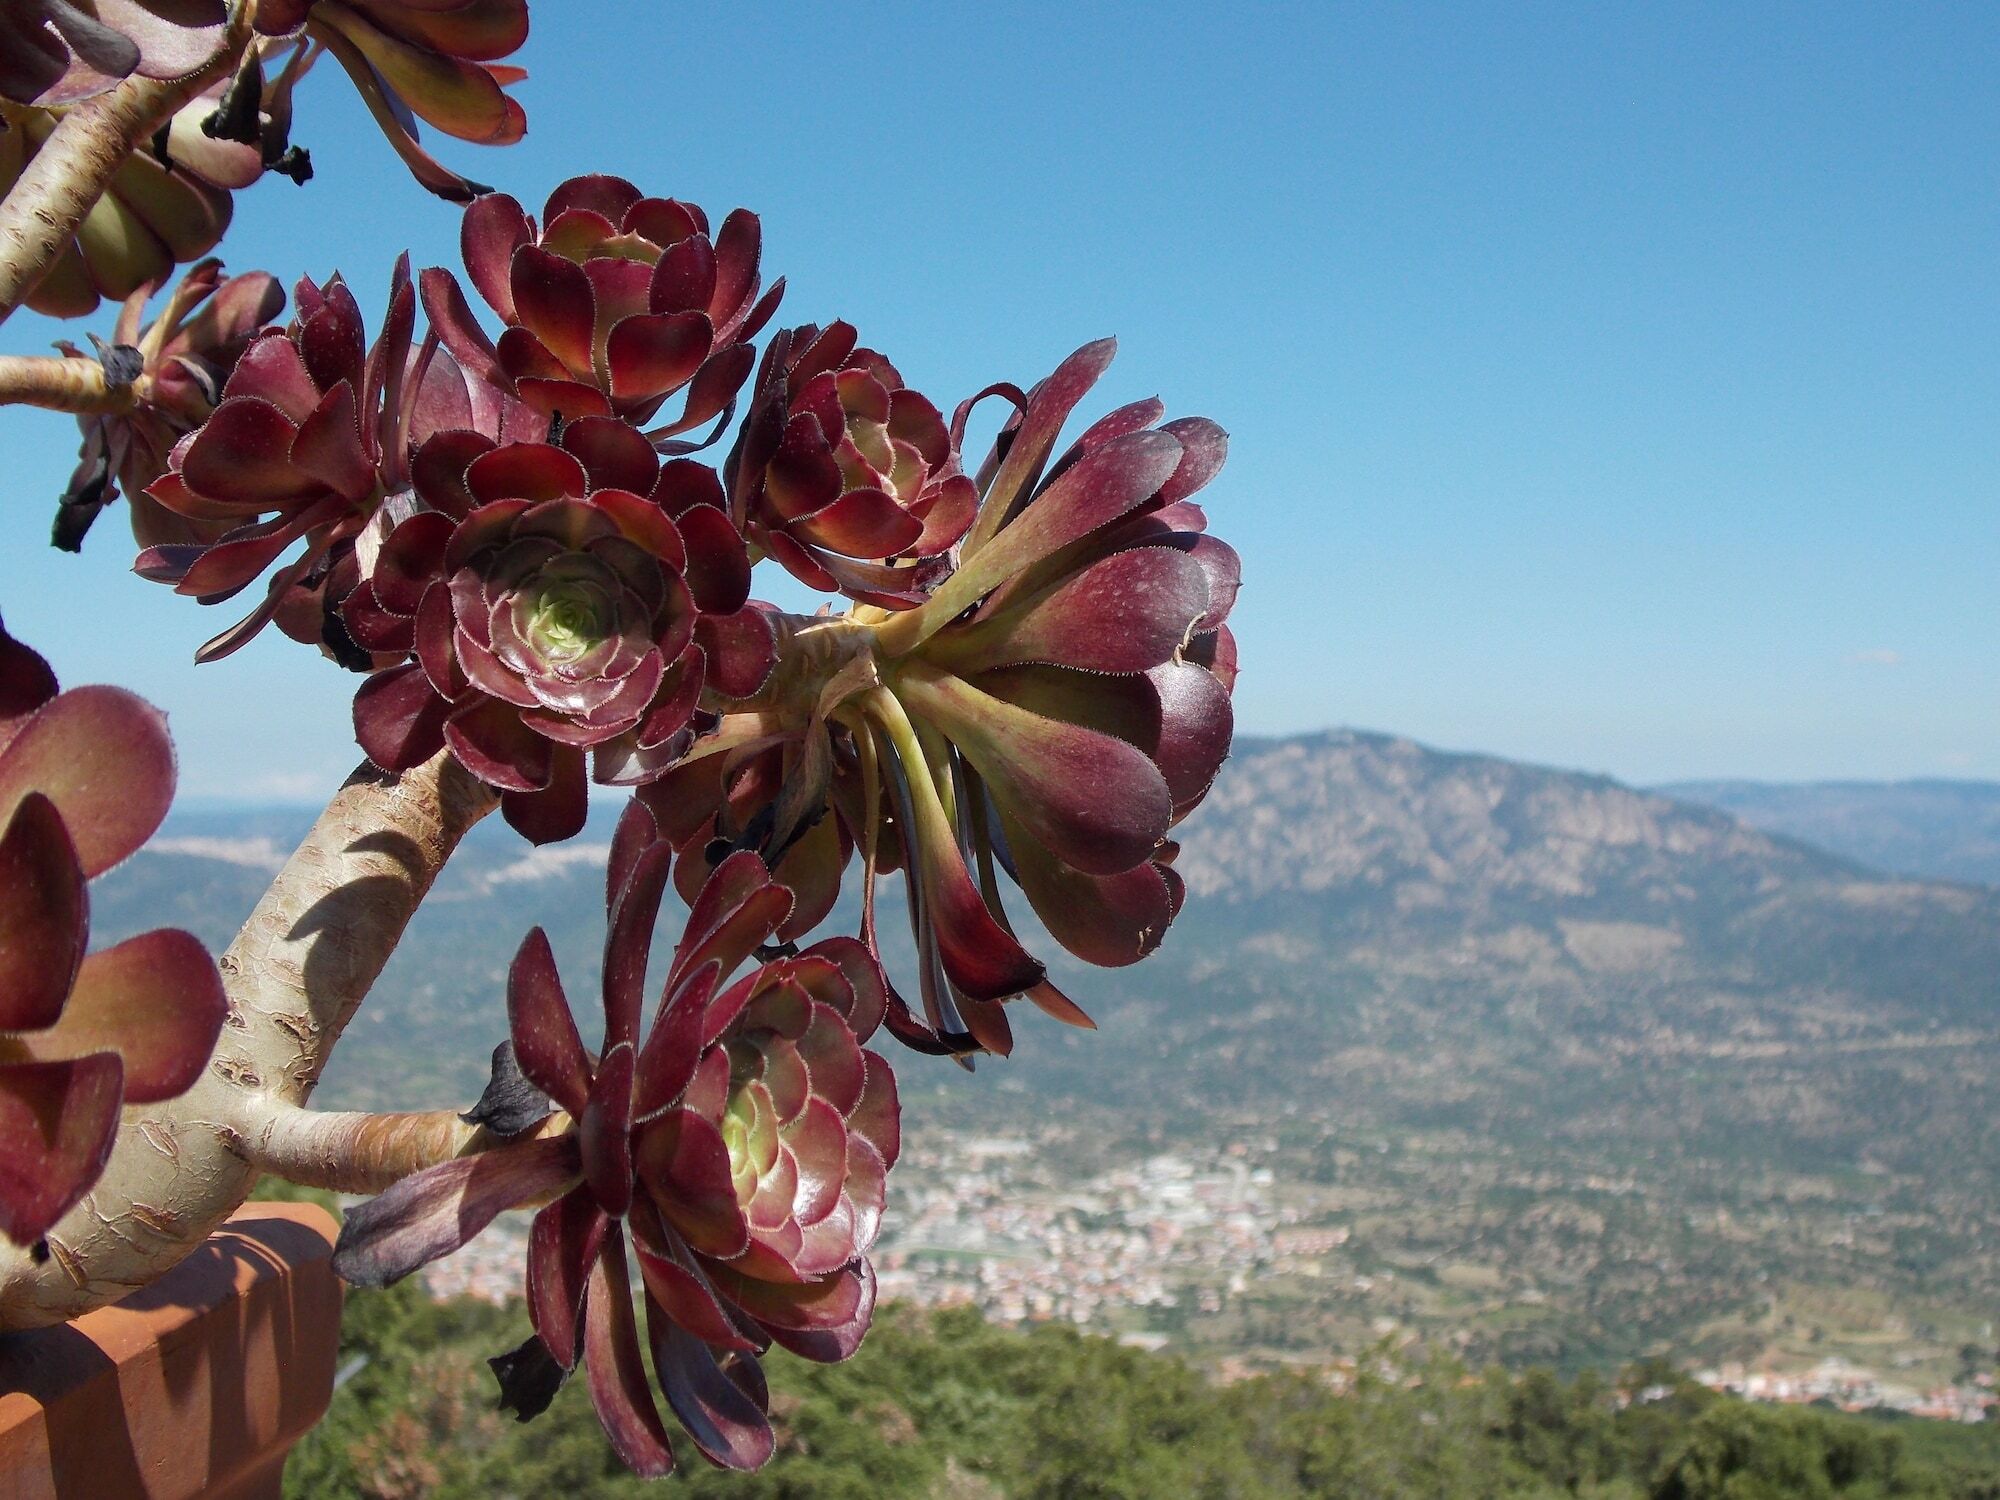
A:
655,339,1239,1057
332,806,898,1476
432,173,780,431
343,422,771,842
728,320,976,604
0,615,226,1247
51,153,1247,1483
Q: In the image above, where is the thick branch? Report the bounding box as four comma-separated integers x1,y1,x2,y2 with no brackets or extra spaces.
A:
238,1102,569,1195
0,605,867,1327
0,750,498,1330
0,353,139,413
0,11,251,327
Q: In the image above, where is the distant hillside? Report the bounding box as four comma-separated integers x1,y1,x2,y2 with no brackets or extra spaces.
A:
1661,778,2000,887
97,732,2000,1119
1047,730,2000,1169
92,730,2000,1369
1162,731,1999,1036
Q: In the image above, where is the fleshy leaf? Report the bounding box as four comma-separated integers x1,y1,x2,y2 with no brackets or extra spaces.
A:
649,1315,775,1471
331,1133,580,1287
633,1107,749,1259
579,1042,636,1217
0,1052,124,1247
506,926,590,1119
0,793,87,1033
928,546,1209,676
26,929,225,1102
896,665,1170,877
527,1187,609,1369
582,1224,678,1478
0,685,175,878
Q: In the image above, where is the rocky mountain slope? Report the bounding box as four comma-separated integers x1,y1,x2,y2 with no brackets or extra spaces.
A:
93,729,1997,1195
1156,731,2000,1039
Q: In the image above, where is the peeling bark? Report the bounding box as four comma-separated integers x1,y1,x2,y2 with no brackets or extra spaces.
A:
0,751,497,1329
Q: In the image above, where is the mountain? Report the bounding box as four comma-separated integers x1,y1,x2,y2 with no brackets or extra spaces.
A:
1165,732,1999,1037
90,730,2000,1371
1041,729,2000,1172
97,731,2000,1164
1660,778,2000,887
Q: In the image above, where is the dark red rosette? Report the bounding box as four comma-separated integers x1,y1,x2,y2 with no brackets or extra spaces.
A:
54,259,284,552
0,615,227,1247
137,256,536,662
852,339,1238,1054
425,172,782,434
726,321,976,606
343,424,773,843
332,808,899,1476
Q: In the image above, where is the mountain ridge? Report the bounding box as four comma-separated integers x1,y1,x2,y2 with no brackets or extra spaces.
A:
1660,775,2000,887
93,724,2000,1368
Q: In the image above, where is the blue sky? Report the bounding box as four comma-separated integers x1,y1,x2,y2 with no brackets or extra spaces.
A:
1,2,1993,799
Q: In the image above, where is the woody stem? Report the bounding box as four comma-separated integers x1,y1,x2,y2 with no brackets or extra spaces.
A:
0,7,253,326
0,354,142,412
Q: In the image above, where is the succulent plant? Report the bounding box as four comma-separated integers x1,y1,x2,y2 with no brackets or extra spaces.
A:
0,99,239,319
137,256,540,662
342,429,771,843
251,0,529,202
0,16,1251,1483
53,257,284,551
727,321,978,606
428,173,781,434
0,615,227,1247
332,811,898,1475
860,340,1236,1051
648,340,1239,1057
0,0,227,108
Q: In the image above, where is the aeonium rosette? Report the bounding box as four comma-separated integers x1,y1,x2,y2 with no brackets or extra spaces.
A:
659,339,1239,1058
331,805,899,1477
1,0,534,318
0,99,236,320
137,256,540,663
862,339,1237,1054
426,172,781,434
343,423,775,843
54,258,285,552
727,321,976,606
0,615,227,1247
